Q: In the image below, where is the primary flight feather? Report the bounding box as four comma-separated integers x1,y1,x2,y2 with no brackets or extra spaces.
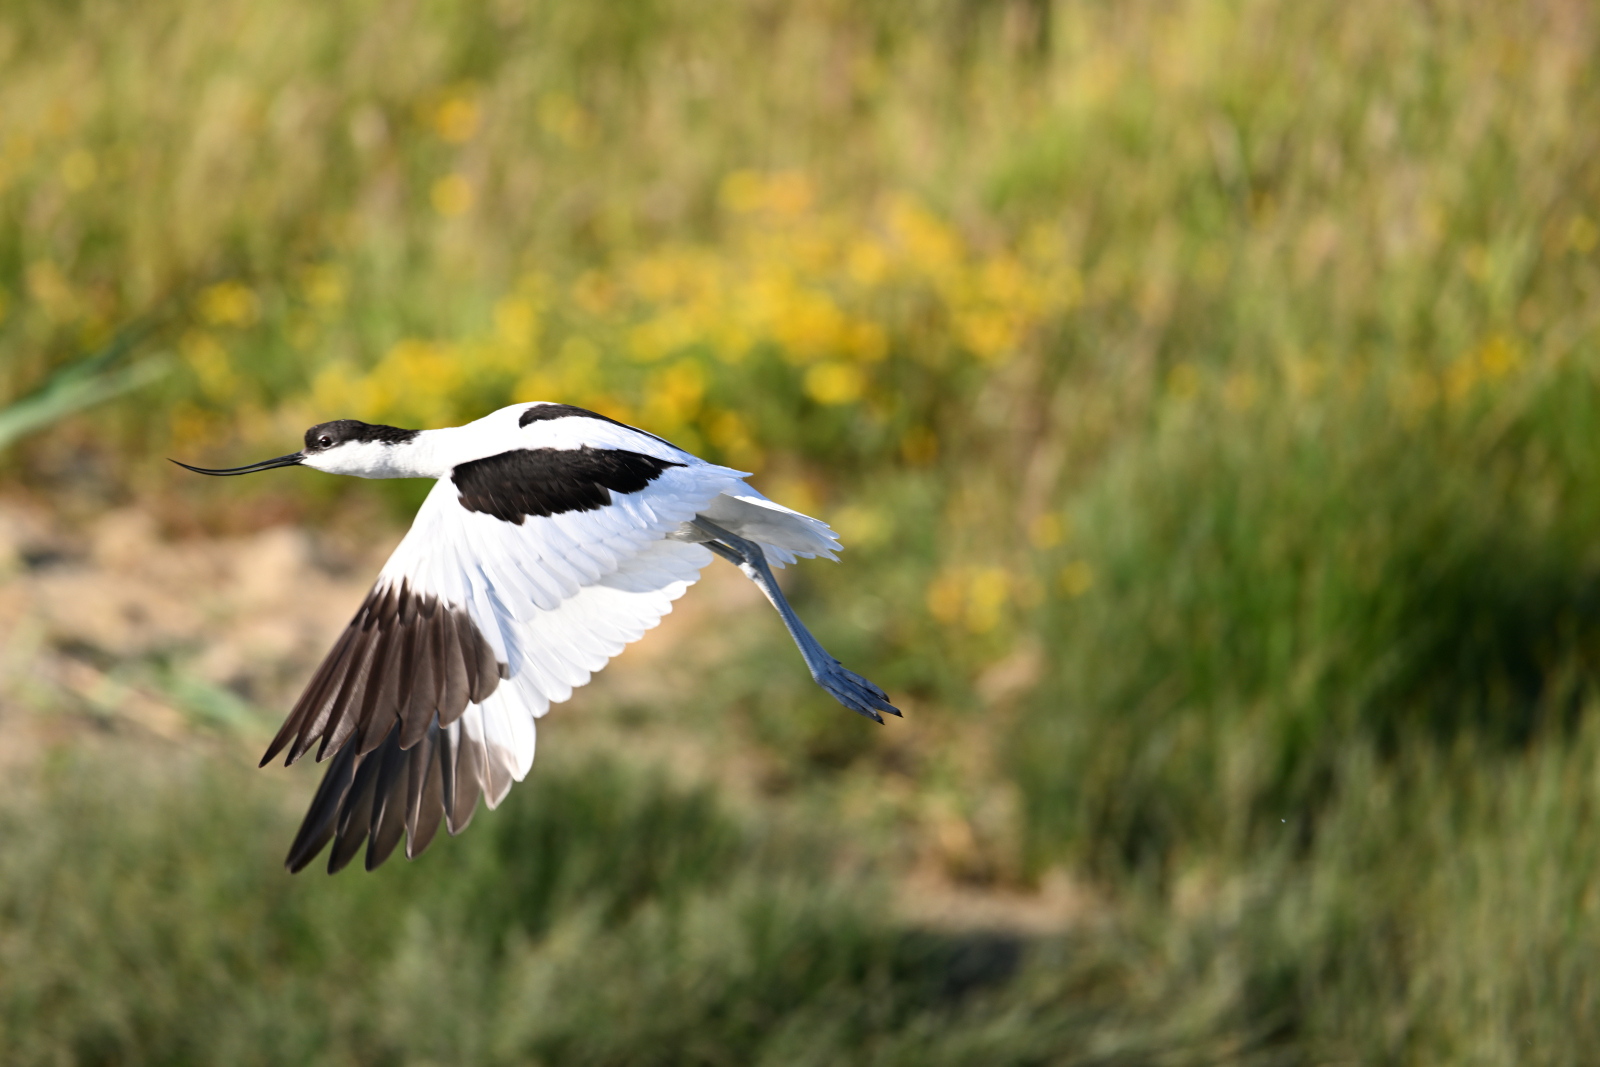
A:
175,402,899,874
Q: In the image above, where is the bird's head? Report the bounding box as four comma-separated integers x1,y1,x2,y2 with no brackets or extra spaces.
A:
173,420,423,480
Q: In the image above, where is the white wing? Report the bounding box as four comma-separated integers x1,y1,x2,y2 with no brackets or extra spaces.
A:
696,487,841,567
271,455,743,873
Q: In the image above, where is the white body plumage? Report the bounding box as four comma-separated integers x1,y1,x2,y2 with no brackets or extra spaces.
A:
176,401,897,873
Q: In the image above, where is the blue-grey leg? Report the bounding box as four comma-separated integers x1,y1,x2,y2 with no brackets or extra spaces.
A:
690,517,900,723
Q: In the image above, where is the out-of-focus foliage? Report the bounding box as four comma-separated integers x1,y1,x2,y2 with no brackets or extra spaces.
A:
6,0,1600,1061
299,182,1079,470
0,326,171,452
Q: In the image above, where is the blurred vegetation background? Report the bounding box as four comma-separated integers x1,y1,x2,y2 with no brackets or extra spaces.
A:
3,0,1600,1062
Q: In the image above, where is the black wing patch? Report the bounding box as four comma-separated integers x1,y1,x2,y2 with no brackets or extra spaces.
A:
518,403,681,447
519,402,621,428
519,403,680,449
284,715,490,873
452,445,685,524
260,580,505,770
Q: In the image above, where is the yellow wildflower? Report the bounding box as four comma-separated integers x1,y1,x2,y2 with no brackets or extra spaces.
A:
844,320,888,362
494,296,538,352
301,265,347,311
719,170,766,214
181,331,236,400
431,174,473,217
433,95,481,144
846,240,891,287
927,570,966,624
1028,513,1067,550
956,311,1019,364
197,282,260,328
831,504,891,550
965,567,1011,633
1478,335,1519,379
804,362,865,405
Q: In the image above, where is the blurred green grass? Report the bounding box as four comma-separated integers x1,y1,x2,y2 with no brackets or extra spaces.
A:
0,749,1243,1066
5,0,1600,1061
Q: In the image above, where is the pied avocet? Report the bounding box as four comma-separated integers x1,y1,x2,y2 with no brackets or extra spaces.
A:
176,402,898,873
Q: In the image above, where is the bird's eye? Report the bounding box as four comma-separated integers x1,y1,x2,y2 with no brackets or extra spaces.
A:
318,435,333,447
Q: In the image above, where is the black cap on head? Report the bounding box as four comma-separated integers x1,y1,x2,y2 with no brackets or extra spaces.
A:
304,420,420,453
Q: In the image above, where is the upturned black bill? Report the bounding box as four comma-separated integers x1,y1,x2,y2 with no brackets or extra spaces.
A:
170,452,305,476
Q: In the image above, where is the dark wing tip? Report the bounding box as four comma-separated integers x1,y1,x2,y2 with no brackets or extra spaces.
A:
281,714,492,875
259,733,293,768
283,741,358,873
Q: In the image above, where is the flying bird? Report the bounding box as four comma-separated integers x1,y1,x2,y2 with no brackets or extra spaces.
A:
175,402,898,874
